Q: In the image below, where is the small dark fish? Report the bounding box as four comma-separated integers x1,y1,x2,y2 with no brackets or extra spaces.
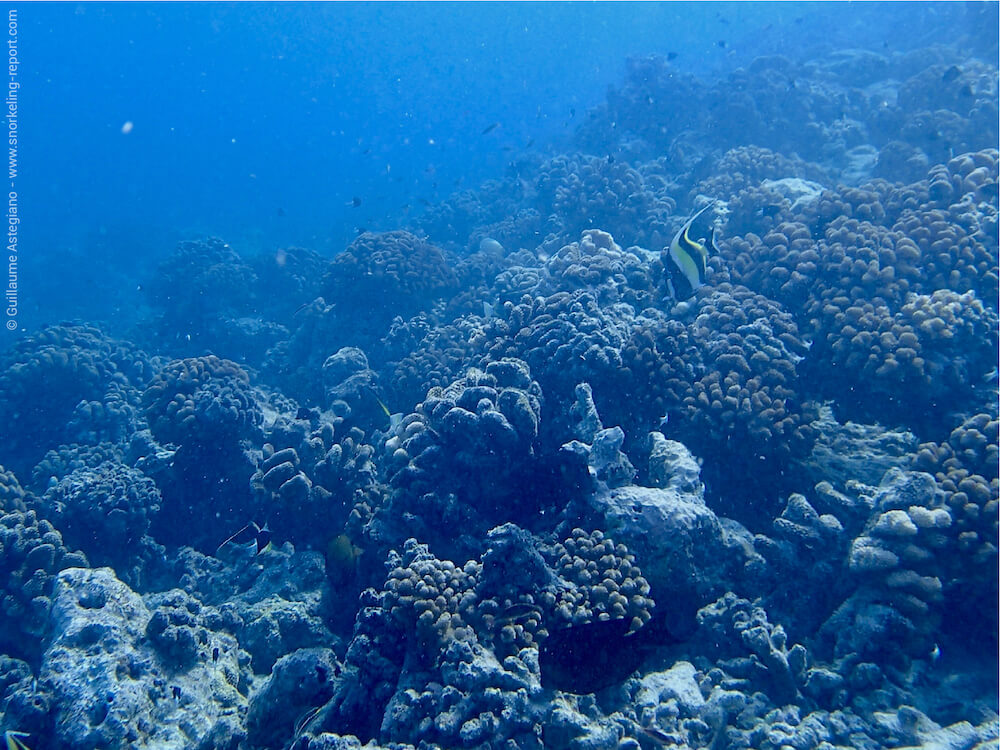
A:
295,406,315,421
346,196,362,207
418,197,432,207
482,122,500,135
794,16,804,23
276,207,286,217
717,39,727,48
217,521,272,556
293,301,311,316
942,65,962,83
569,107,576,118
171,686,182,699
666,51,678,61
606,154,615,164
497,602,543,625
525,137,535,148
709,226,722,255
958,84,974,97
639,726,674,745
212,647,220,662
758,204,782,218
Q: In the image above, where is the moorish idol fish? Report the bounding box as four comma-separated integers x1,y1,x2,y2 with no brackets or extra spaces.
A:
666,202,717,302
369,391,403,431
216,521,272,556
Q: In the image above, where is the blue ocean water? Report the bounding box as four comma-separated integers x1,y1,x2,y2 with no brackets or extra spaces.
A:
0,2,998,749
14,1,989,334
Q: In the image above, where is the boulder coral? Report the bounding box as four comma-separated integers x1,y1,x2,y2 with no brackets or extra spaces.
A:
0,507,87,663
142,354,262,448
141,355,263,550
0,323,150,478
384,359,542,516
251,411,376,550
41,461,161,582
320,230,457,340
818,469,953,665
309,526,653,748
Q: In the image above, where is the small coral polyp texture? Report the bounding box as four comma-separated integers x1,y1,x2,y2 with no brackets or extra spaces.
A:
142,354,262,447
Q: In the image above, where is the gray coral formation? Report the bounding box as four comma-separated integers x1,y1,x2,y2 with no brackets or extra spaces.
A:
569,438,757,629
251,409,376,550
304,526,653,749
0,323,150,478
818,470,953,664
534,153,677,249
696,593,809,706
912,411,999,643
669,283,815,462
616,657,999,750
719,150,999,430
384,359,542,519
615,284,816,516
0,505,88,663
40,568,250,750
41,461,161,581
142,354,262,448
320,230,457,341
0,464,28,513
535,229,663,309
804,406,918,489
141,354,263,550
542,528,654,634
486,290,633,408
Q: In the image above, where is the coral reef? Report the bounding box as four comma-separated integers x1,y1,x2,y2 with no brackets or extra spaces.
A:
380,359,544,550
320,230,457,342
817,469,953,665
39,568,250,749
142,354,262,448
41,461,162,583
141,355,263,550
2,33,998,750
913,411,999,647
307,526,653,749
251,410,377,551
0,507,88,663
0,324,150,478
